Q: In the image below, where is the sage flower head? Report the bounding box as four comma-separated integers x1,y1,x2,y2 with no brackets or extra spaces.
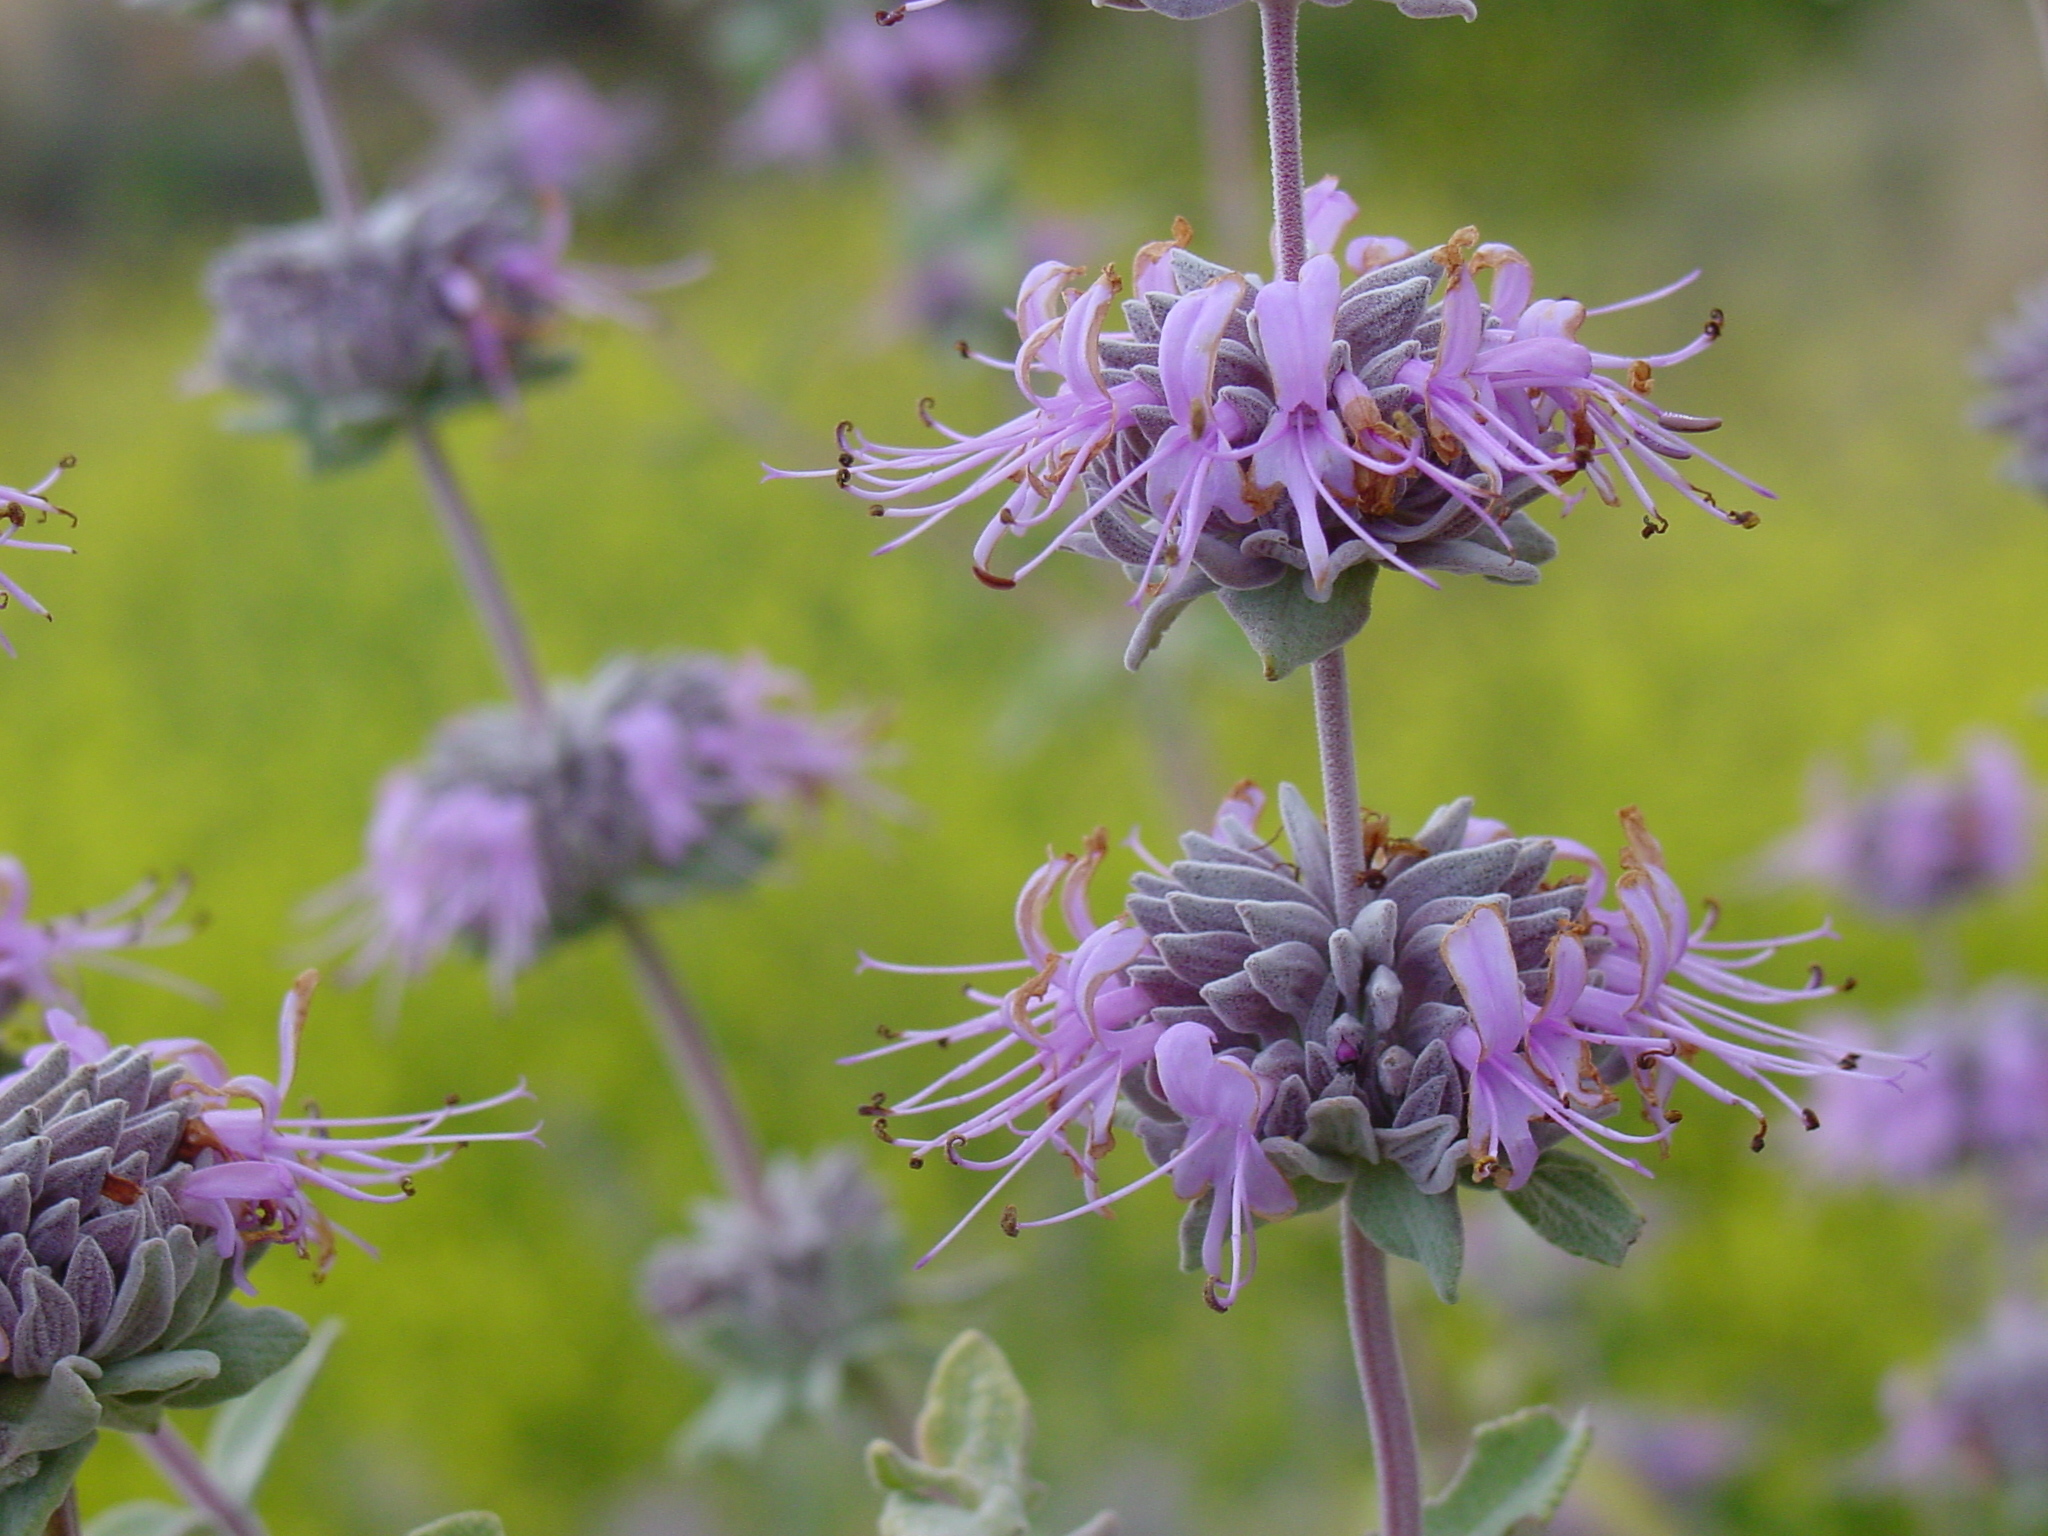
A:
1980,279,2048,496
322,654,869,997
782,184,1761,674
1763,732,2034,918
0,860,196,1024
1882,1300,2048,1488
449,67,653,198
733,4,1015,167
639,1149,903,1458
0,461,76,657
853,786,1876,1306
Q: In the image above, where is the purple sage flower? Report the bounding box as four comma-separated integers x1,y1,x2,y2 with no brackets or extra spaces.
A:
1980,279,2048,496
453,67,654,198
1763,732,2035,918
0,461,76,656
0,858,198,1023
1881,1299,2048,1489
778,187,1762,667
853,785,1880,1307
26,975,538,1280
320,654,870,997
732,5,1015,168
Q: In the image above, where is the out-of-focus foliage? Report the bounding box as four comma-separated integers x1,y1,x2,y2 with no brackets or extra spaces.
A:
0,0,2042,1532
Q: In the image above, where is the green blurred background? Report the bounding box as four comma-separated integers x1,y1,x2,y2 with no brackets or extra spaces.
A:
3,0,2046,1530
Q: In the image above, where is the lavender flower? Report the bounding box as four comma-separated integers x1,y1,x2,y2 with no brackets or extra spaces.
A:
1763,733,2035,918
780,188,1760,669
854,785,1874,1306
442,67,653,199
732,5,1014,168
878,0,1470,24
0,859,197,1023
1882,1300,2048,1489
640,1149,903,1458
321,654,868,997
0,462,76,657
1980,280,2048,496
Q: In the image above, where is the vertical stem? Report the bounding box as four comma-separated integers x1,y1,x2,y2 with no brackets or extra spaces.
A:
1258,0,1307,281
1342,1221,1425,1536
42,1490,79,1536
2027,0,2048,96
138,1424,270,1536
404,423,550,722
616,908,771,1214
1196,5,1261,268
274,0,361,225
1312,650,1364,923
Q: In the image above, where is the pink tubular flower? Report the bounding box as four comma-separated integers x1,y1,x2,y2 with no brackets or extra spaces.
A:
1764,732,2036,918
30,974,538,1280
848,829,1162,1264
0,857,197,1021
0,461,76,655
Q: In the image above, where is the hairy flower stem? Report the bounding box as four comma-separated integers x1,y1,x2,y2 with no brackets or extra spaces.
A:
617,908,772,1215
1342,1220,1426,1536
1312,650,1365,923
267,1,768,1215
1257,0,1307,282
275,1,361,227
404,422,551,723
139,1423,270,1536
43,1490,78,1536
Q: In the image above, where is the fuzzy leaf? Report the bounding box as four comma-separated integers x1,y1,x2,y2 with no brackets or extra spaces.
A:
1347,1160,1463,1303
1219,561,1378,681
91,1351,221,1433
0,1433,96,1536
1422,1407,1591,1536
913,1332,1030,1488
82,1499,202,1536
1502,1152,1645,1267
205,1317,342,1503
0,1358,103,1467
162,1307,309,1410
404,1516,508,1536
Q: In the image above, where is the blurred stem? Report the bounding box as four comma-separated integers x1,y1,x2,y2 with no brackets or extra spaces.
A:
404,422,550,722
1342,1220,1425,1536
275,0,361,225
42,1490,78,1536
2027,0,2048,94
616,908,772,1215
1313,650,1363,923
1196,5,1260,268
138,1423,269,1536
1258,0,1306,282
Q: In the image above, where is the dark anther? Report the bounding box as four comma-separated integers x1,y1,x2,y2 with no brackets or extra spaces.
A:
100,1174,142,1206
1641,511,1669,539
0,506,22,530
858,1092,889,1118
907,1156,924,1169
868,504,886,517
445,1093,462,1107
1838,1052,1862,1071
1750,1120,1769,1153
835,469,852,488
1664,1107,1684,1123
973,565,1018,590
1704,308,1725,340
837,451,854,468
1802,1108,1821,1131
399,1175,417,1196
999,1204,1019,1237
1841,976,1858,992
870,1117,893,1142
875,6,906,23
955,340,971,358
1202,1279,1230,1313
876,1024,900,1040
57,456,76,470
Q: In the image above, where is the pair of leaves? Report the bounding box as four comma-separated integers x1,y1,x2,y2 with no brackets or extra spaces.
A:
1348,1150,1645,1303
866,1333,1115,1536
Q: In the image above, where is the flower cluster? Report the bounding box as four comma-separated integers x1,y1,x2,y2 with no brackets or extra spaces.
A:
640,1149,903,1457
27,976,538,1280
0,462,75,657
323,654,869,996
436,67,653,200
1803,983,2048,1209
1980,279,2048,498
853,784,1875,1307
0,858,196,1024
1763,733,2035,919
1881,1299,2048,1490
731,3,1015,168
785,178,1760,667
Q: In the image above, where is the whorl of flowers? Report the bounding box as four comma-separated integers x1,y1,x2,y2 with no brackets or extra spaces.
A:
781,178,1760,667
1803,983,2048,1204
0,462,75,657
639,1149,903,1457
1979,279,2048,497
1881,1300,2048,1489
732,4,1015,168
322,654,869,996
878,0,1471,26
0,858,197,1024
1762,733,2034,919
853,784,1877,1308
437,67,653,200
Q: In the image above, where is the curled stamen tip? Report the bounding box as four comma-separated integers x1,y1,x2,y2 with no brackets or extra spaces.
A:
875,6,906,23
1704,308,1726,339
1202,1278,1231,1313
1801,1108,1821,1131
972,565,1017,590
1749,1120,1769,1153
999,1204,1019,1237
